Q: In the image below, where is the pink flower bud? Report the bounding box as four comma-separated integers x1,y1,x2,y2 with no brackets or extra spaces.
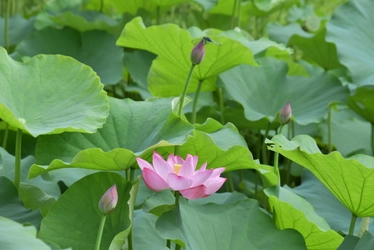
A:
98,184,118,215
190,40,205,65
280,102,292,124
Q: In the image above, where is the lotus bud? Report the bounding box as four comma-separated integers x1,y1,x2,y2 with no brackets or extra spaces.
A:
98,184,118,215
190,40,205,65
280,102,292,124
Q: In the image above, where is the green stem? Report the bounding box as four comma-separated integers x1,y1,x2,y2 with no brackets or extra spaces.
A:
178,65,195,117
218,87,225,124
371,123,374,156
127,225,133,250
328,106,332,153
156,5,160,25
261,122,271,165
191,80,203,124
230,0,238,29
99,0,104,12
174,191,181,250
2,122,9,148
274,152,280,177
349,213,357,235
237,0,242,28
4,0,11,51
226,172,235,192
14,128,22,192
95,215,107,250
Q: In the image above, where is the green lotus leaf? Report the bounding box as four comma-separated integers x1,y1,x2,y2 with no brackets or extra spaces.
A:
267,23,341,69
218,57,348,128
326,0,374,86
116,17,256,96
0,47,108,137
265,187,343,250
28,97,193,178
16,27,124,85
267,134,374,217
348,85,374,124
38,172,132,250
156,198,306,249
0,216,50,250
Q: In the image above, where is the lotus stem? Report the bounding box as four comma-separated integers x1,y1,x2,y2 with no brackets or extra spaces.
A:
95,214,107,250
349,213,357,235
178,65,195,117
14,128,22,192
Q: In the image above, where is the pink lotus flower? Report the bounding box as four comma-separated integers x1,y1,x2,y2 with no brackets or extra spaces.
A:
136,152,226,200
280,102,292,124
190,40,205,65
98,184,118,215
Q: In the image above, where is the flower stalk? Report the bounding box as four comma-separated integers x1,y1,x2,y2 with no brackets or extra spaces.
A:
177,64,195,117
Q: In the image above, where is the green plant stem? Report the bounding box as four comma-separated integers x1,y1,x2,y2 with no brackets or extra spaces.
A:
156,5,160,25
328,107,332,153
4,0,11,51
237,0,241,28
127,226,133,250
99,0,104,12
261,123,271,165
14,128,22,192
174,191,181,250
218,87,225,124
371,123,374,156
226,172,235,192
2,123,9,148
349,213,357,235
178,64,195,117
273,152,280,177
191,80,203,124
95,214,107,250
230,0,238,29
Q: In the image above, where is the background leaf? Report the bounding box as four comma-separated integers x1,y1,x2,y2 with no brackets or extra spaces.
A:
326,0,374,86
0,47,109,137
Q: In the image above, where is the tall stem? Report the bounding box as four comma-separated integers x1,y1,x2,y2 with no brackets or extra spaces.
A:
327,106,332,153
174,191,181,250
2,123,9,149
14,129,22,192
237,0,242,28
99,0,104,12
230,0,238,29
178,65,195,117
349,213,357,235
371,123,374,156
191,80,203,124
218,88,225,124
4,0,11,51
95,215,107,250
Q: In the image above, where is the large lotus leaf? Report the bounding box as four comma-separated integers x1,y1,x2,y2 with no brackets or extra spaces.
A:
348,85,374,124
170,119,278,187
319,105,372,157
326,0,374,86
267,23,341,70
83,0,191,15
16,27,124,85
218,57,348,128
265,186,343,250
267,134,374,217
116,17,256,97
291,170,374,235
0,47,109,137
38,9,120,34
28,97,194,178
0,216,50,250
156,198,306,249
0,15,35,47
38,172,132,250
0,177,42,229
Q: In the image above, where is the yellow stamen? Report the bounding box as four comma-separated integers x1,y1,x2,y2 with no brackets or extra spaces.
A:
174,164,182,174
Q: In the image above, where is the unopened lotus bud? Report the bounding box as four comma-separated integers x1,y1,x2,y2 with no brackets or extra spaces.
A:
280,102,292,124
190,40,205,65
98,184,118,215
